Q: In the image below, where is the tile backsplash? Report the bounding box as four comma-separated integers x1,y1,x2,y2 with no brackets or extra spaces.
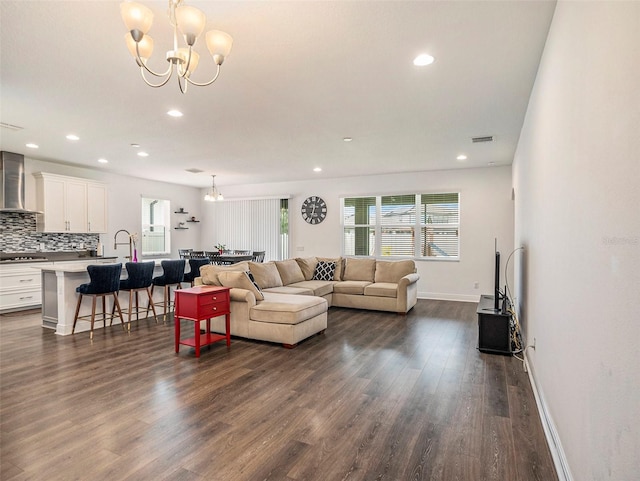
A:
0,212,99,252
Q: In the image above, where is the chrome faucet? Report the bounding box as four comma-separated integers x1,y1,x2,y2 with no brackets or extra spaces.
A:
114,229,132,260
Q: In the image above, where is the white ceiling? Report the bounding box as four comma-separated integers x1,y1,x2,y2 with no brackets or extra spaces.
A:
0,1,556,189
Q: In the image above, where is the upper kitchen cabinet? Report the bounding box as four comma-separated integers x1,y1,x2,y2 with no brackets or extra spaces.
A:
34,173,108,233
86,182,107,233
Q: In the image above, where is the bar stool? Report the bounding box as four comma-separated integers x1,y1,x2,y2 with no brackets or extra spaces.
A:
182,258,211,287
72,263,125,339
148,259,185,321
117,261,157,328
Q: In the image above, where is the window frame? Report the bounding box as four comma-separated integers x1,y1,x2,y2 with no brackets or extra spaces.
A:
141,197,171,256
341,192,460,261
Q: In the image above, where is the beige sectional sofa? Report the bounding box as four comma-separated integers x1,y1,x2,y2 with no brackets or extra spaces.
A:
194,256,419,348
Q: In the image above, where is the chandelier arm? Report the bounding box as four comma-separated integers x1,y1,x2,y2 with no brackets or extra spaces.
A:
135,41,174,78
140,66,175,88
185,64,222,87
177,74,188,94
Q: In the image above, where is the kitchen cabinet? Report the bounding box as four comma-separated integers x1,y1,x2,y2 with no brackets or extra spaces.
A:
0,263,53,312
86,182,107,233
34,173,107,233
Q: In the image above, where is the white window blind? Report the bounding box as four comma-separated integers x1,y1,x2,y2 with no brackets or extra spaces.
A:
342,192,459,259
211,198,288,261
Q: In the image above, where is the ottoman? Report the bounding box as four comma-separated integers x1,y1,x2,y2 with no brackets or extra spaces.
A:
248,292,328,348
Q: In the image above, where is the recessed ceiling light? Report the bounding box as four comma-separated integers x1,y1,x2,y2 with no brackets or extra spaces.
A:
343,137,353,142
130,143,140,148
313,167,322,172
167,110,183,117
137,151,149,157
488,162,496,166
413,54,435,66
26,143,39,149
456,154,467,161
98,158,109,164
66,134,79,141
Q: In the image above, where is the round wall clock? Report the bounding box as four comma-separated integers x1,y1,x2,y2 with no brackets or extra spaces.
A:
301,196,327,224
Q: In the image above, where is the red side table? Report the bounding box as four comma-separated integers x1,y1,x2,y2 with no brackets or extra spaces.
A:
174,286,231,357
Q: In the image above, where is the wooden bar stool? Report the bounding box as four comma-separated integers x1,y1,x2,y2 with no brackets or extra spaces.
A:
148,259,185,322
72,264,125,339
116,261,157,328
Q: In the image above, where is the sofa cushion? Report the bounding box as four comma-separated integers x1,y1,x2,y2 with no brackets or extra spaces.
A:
275,259,305,285
288,280,335,297
295,257,318,281
200,261,250,286
250,293,327,325
249,261,283,289
374,260,416,283
316,257,344,281
218,270,265,301
343,258,376,282
364,282,398,298
333,280,372,295
262,286,315,296
312,261,336,281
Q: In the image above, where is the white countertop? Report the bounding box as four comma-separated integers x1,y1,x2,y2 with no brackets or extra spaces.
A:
31,258,180,273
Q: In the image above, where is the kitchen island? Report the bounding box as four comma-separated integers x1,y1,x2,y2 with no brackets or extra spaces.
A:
34,260,179,335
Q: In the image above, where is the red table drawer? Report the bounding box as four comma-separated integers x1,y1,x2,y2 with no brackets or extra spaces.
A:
197,291,229,307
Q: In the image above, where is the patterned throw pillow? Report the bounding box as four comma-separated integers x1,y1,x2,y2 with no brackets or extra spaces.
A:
313,261,336,281
246,271,262,292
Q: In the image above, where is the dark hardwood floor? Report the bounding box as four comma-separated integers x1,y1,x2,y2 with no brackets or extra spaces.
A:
0,300,558,481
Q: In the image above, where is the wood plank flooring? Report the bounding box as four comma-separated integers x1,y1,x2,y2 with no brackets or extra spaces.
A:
0,300,558,481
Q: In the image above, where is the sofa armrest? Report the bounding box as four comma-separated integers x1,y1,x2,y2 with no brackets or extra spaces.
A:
396,273,420,313
229,287,257,305
398,273,420,288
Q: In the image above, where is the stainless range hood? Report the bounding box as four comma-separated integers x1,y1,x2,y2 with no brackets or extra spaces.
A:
0,151,40,213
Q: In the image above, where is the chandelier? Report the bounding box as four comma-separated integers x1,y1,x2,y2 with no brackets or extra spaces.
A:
120,0,233,93
204,175,223,201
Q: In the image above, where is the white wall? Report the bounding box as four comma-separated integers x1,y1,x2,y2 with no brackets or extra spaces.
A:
513,2,640,480
22,158,203,262
201,166,514,301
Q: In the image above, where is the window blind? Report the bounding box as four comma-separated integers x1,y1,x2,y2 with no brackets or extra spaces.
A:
211,198,288,261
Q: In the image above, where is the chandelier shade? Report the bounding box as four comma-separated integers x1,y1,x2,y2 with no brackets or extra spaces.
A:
120,0,232,93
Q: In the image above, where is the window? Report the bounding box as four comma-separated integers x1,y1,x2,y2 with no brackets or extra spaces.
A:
141,197,170,255
342,192,459,259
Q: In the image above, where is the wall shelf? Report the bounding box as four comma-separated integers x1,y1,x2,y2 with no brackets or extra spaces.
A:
186,220,200,223
174,210,189,214
174,227,189,230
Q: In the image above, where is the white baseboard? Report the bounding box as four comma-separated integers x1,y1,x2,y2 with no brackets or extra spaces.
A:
418,292,480,303
524,351,574,481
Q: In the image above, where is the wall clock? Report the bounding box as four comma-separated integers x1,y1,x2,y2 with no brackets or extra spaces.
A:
301,196,327,224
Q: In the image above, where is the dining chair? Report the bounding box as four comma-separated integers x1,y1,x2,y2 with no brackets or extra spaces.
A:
205,251,222,265
234,250,252,255
178,249,192,259
72,263,125,339
251,251,266,263
189,250,207,259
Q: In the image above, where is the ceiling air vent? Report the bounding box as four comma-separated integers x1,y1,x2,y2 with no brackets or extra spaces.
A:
185,168,204,174
472,135,494,143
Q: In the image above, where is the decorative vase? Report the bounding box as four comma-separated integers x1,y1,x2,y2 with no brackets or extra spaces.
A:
133,248,138,262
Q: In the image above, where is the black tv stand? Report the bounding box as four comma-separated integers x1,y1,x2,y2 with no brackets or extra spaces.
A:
477,294,512,355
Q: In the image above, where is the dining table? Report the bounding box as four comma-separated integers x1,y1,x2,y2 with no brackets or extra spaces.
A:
214,254,253,265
